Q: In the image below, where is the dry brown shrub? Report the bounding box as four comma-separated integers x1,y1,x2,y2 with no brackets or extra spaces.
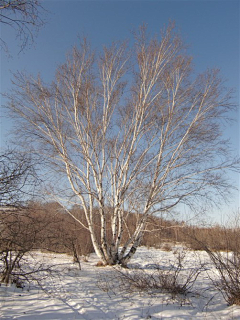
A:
109,249,203,300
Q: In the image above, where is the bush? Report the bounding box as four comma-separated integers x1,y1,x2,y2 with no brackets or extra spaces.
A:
186,214,240,306
208,250,240,305
110,249,202,299
0,206,50,285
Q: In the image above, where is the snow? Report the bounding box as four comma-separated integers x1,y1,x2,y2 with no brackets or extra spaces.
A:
1,246,240,319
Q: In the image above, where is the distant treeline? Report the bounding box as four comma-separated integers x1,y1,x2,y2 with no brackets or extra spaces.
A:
1,202,239,261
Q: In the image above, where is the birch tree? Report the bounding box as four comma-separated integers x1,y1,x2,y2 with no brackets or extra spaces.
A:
6,24,239,265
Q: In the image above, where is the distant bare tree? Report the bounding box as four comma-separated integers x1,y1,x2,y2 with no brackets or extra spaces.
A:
0,0,45,52
6,23,239,265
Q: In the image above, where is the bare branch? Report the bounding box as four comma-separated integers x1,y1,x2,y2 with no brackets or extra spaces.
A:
0,0,45,53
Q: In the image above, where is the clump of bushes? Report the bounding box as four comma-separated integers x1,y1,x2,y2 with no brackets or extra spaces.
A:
184,215,240,306
208,249,240,305
111,249,203,299
0,201,94,286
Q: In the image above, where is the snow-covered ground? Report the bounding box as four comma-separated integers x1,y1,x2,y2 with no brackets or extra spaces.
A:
1,246,240,319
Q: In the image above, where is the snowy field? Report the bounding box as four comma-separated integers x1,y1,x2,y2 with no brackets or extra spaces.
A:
1,246,240,319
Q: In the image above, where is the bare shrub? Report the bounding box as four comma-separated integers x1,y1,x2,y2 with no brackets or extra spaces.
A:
0,150,47,286
0,206,51,285
110,250,202,299
1,251,56,289
185,216,240,306
207,227,240,305
206,250,240,305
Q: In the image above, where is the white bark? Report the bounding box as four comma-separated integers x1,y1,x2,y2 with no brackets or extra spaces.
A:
6,24,239,265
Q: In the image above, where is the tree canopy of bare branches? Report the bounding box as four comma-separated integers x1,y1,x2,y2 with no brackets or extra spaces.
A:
0,0,45,52
6,24,239,265
0,150,38,206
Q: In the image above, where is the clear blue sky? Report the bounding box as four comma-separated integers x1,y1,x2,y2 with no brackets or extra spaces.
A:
0,0,239,222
